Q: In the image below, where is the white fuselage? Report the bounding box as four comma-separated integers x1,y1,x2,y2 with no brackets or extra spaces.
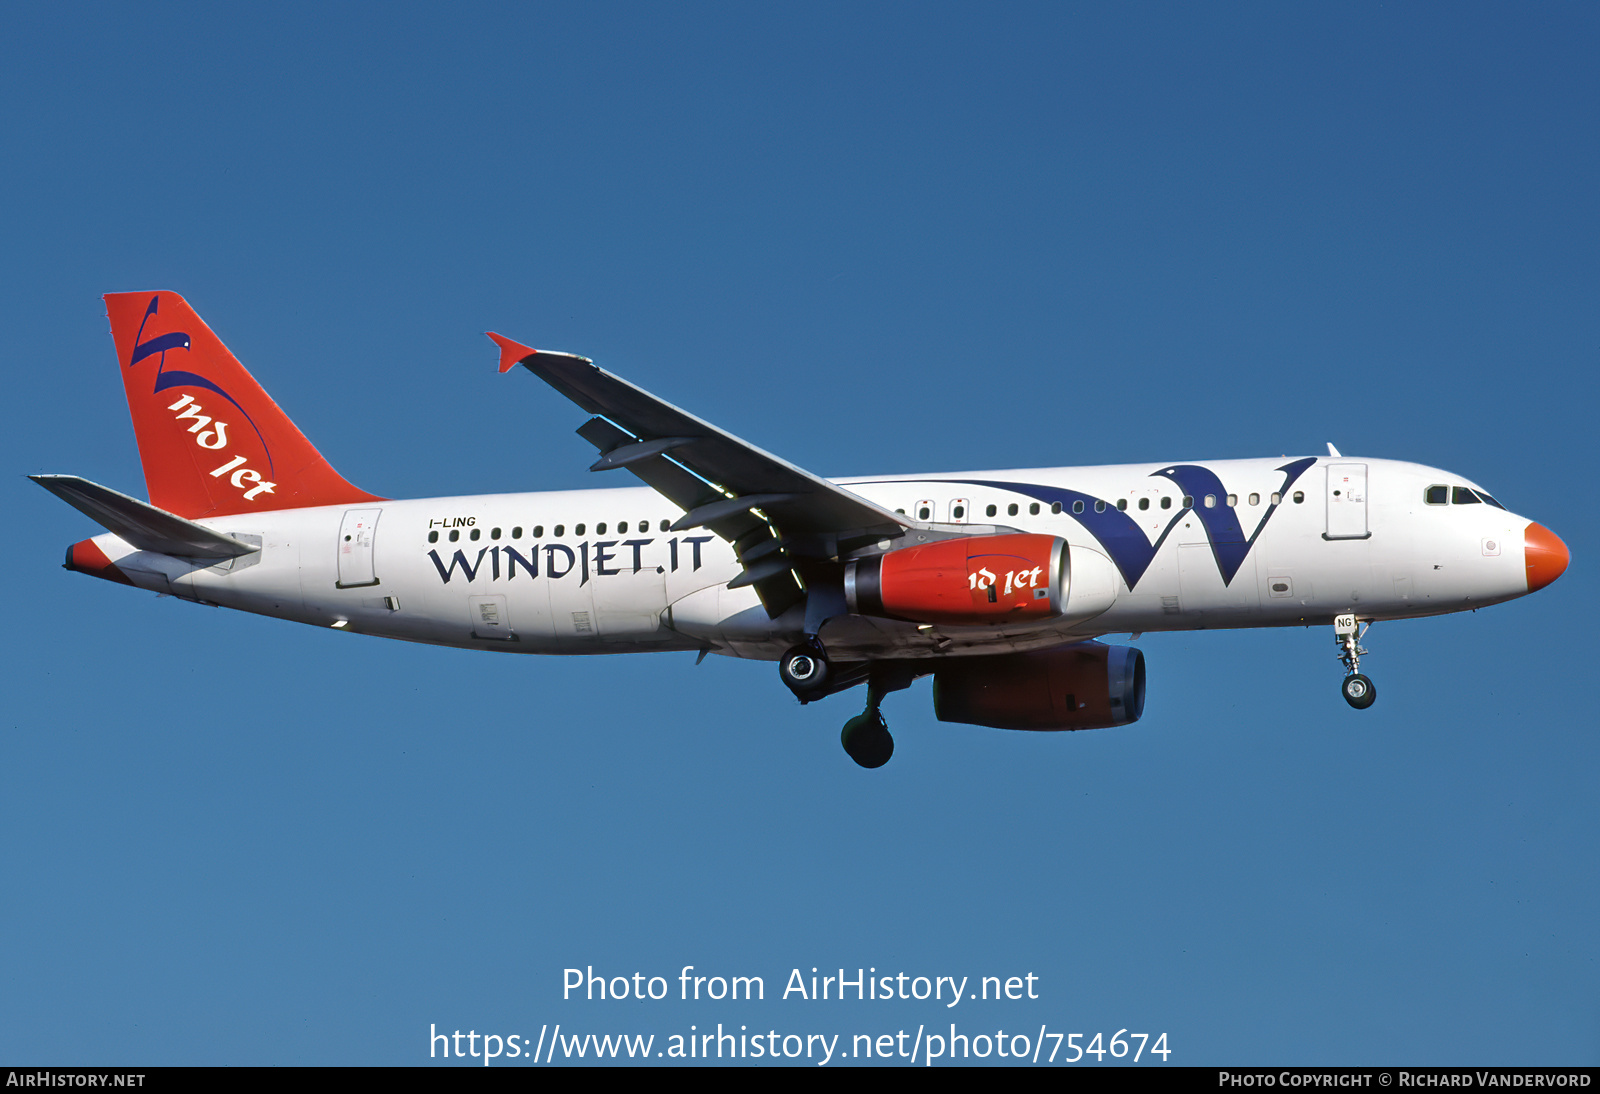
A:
84,456,1535,661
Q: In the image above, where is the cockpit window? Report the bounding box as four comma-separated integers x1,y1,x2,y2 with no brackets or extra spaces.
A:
1425,485,1448,505
1452,486,1481,505
1476,490,1506,510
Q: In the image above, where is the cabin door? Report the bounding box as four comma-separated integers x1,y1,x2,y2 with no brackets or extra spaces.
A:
336,508,382,587
1324,464,1370,540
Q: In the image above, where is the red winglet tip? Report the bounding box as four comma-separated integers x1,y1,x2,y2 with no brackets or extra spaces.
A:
486,331,538,373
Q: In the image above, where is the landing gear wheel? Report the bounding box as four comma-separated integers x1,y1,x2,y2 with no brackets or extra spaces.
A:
841,710,894,768
779,644,831,698
1342,673,1376,709
1333,615,1376,710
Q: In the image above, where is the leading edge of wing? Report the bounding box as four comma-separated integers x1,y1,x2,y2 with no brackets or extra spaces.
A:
486,332,908,541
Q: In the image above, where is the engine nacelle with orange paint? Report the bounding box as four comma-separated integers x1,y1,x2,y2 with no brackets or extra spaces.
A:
844,533,1064,626
844,533,1118,628
931,642,1146,731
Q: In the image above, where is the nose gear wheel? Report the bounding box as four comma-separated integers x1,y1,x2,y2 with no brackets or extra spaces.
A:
1341,673,1376,709
1334,614,1376,709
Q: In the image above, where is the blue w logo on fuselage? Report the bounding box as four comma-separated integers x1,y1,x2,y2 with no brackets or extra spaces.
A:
924,456,1316,591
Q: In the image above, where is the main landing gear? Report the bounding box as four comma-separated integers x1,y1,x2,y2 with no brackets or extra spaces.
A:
778,641,912,768
779,639,831,699
1334,613,1376,709
841,707,893,769
839,668,915,769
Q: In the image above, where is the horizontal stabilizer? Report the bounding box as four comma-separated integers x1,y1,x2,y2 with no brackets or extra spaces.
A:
30,475,260,559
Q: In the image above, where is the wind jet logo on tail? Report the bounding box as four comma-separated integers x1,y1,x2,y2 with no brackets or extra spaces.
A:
127,294,278,501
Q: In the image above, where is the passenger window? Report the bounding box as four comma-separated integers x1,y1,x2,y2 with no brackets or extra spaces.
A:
618,521,628,533
533,525,544,537
575,523,586,535
596,522,607,534
952,505,964,520
512,526,522,539
1182,496,1194,509
985,504,997,517
1271,492,1281,505
449,529,460,542
896,508,906,515
1072,501,1084,514
1226,493,1238,507
1094,500,1106,513
1139,498,1150,511
1248,493,1259,506
1203,494,1216,508
1117,499,1127,511
470,528,481,541
1007,503,1018,516
660,520,670,532
917,505,931,520
1452,487,1480,505
1051,501,1062,515
491,527,502,540
554,525,565,537
1292,491,1304,504
428,530,438,543
1029,502,1040,515
1425,485,1448,505
1160,497,1172,510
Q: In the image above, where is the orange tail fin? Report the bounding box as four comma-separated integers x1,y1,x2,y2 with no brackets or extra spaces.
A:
106,291,381,518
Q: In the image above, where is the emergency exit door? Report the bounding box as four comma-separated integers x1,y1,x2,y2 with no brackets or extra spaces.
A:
336,508,382,587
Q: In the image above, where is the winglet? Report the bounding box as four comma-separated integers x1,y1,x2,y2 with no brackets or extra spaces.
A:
486,332,539,373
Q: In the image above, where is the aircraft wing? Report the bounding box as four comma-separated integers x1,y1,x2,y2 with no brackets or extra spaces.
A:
489,334,909,616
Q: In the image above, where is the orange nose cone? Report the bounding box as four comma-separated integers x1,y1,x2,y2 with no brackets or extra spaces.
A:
1524,523,1570,593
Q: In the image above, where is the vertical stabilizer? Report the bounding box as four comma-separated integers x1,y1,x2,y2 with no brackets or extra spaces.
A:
106,291,381,518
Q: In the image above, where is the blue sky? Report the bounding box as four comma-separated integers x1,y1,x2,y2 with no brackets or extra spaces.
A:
2,2,1595,1066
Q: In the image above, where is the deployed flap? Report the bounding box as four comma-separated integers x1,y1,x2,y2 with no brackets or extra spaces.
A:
574,414,806,618
30,475,260,559
488,334,908,543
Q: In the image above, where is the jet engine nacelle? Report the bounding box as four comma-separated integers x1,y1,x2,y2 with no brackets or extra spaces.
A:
931,642,1146,730
844,533,1117,628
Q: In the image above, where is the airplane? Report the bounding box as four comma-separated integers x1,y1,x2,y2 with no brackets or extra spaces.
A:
35,292,1570,768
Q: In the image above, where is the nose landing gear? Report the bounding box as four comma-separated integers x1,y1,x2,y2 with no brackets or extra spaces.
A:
1334,613,1376,709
